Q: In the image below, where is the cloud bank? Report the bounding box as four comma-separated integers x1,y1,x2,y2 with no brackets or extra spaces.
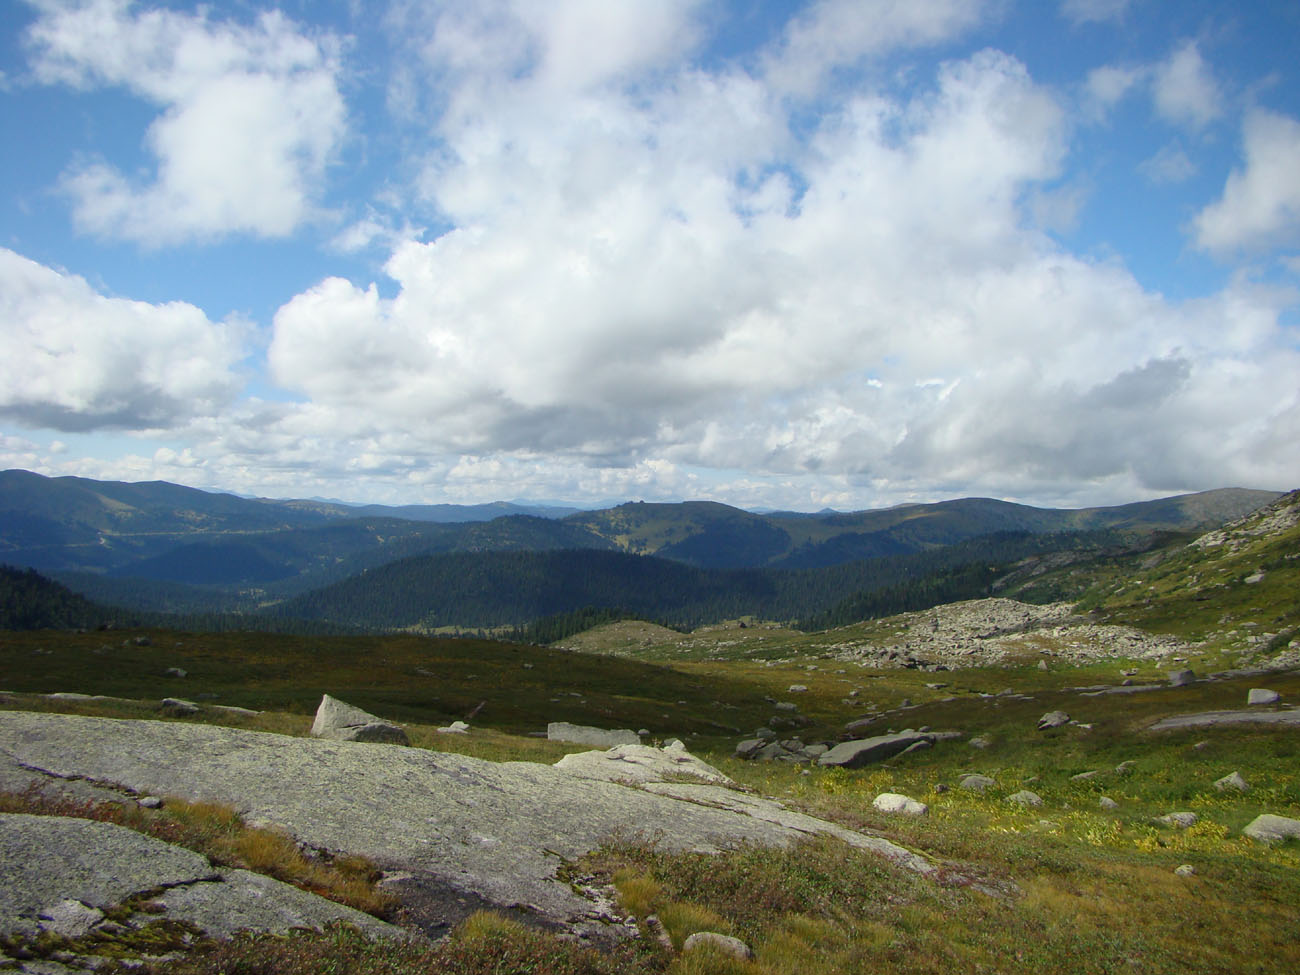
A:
4,0,1298,509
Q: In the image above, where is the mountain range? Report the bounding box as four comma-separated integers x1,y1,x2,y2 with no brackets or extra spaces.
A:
0,469,1281,630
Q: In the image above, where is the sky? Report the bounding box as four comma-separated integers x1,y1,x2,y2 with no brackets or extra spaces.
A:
1,0,1299,512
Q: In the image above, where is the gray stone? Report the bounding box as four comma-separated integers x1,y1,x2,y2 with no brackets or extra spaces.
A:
873,793,928,816
1214,771,1250,792
774,701,799,711
803,744,829,758
1243,814,1300,844
787,684,808,693
959,774,995,793
1036,711,1070,730
969,735,992,749
1007,790,1043,807
0,812,218,934
160,697,199,716
1099,796,1119,810
1070,770,1099,781
546,721,639,748
310,695,410,745
1159,812,1198,829
38,899,103,938
733,738,767,759
554,741,733,786
1037,660,1049,671
0,711,935,929
683,931,753,960
1167,669,1195,687
163,667,187,678
0,812,398,946
437,721,470,734
1174,864,1196,877
1247,688,1280,705
1148,710,1300,731
157,868,397,939
818,732,932,769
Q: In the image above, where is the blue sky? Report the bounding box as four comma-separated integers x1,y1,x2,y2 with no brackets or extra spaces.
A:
1,0,1298,511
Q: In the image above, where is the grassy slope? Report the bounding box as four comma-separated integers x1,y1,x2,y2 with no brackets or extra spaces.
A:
3,631,1298,974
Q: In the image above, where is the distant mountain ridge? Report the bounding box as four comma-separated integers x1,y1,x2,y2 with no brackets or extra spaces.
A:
567,490,1282,569
0,470,1280,615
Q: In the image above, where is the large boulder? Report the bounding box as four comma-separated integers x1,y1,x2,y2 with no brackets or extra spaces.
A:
734,738,768,759
1007,790,1043,807
1247,688,1280,706
1243,814,1300,844
310,694,409,745
683,932,753,960
872,793,928,817
1036,711,1070,730
546,722,639,748
818,732,932,769
1214,771,1250,793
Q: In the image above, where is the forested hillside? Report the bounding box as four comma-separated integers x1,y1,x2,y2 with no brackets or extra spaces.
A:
0,565,126,630
270,529,1137,632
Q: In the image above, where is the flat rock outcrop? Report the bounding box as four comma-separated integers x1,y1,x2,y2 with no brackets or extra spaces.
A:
554,740,733,785
818,731,933,768
1147,710,1300,731
0,813,399,945
0,711,930,932
546,722,639,747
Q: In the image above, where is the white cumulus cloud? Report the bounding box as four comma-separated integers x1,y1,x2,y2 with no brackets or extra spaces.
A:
763,0,996,95
1151,40,1223,130
1194,109,1300,256
255,23,1300,504
0,248,246,431
24,0,346,244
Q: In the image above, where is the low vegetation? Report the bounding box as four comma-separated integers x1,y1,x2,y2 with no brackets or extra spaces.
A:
1,492,1296,973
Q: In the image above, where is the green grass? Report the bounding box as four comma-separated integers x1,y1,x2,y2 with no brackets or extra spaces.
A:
4,519,1299,975
0,627,789,741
